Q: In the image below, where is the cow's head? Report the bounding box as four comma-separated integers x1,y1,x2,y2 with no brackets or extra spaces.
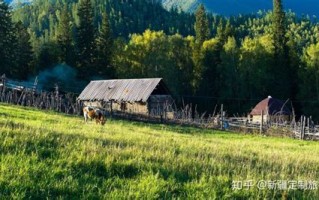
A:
96,113,106,125
100,115,106,125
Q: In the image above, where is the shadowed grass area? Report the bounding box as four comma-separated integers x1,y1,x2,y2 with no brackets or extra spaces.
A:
0,103,319,199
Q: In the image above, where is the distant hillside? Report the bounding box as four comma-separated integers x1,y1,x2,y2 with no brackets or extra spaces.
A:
5,0,32,7
5,0,319,17
161,0,319,17
11,0,195,38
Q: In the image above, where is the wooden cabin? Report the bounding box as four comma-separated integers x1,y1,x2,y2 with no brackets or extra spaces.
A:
77,78,174,118
249,96,292,123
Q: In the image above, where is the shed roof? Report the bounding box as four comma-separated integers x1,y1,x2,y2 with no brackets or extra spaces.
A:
250,96,291,116
78,78,170,103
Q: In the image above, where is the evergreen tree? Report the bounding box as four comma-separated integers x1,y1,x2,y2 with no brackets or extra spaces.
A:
14,21,33,79
56,5,74,66
194,4,210,44
273,0,286,57
217,20,234,43
95,12,114,78
192,4,210,95
37,42,60,71
0,0,16,77
272,0,290,98
76,0,95,76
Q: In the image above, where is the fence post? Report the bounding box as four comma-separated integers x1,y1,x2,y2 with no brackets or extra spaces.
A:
32,76,38,93
1,74,6,95
260,110,264,134
303,116,307,139
110,100,113,118
307,117,310,134
301,116,305,140
220,104,224,130
300,116,303,140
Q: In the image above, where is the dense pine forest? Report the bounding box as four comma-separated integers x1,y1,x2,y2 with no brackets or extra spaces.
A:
1,0,319,119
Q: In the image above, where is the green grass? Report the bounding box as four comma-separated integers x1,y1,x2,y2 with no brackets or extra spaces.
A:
0,103,319,199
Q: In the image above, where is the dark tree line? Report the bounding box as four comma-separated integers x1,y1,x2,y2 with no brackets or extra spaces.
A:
0,0,33,79
2,0,319,119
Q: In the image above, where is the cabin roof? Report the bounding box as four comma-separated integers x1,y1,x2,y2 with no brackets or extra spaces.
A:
78,78,171,103
250,96,292,116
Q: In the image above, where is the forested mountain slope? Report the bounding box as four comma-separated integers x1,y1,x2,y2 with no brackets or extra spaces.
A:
12,0,195,37
8,0,319,17
161,0,319,17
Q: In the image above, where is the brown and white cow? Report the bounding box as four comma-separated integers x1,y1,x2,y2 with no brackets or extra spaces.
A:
83,106,106,125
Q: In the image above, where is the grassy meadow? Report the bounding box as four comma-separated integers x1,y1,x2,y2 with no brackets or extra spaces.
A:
0,103,319,199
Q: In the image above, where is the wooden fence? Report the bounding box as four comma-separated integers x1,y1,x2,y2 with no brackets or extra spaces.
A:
0,86,83,115
227,116,319,140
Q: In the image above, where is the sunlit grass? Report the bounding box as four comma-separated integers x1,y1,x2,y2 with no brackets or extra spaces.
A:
0,103,319,199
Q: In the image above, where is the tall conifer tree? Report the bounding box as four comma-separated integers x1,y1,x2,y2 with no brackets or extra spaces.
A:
95,12,114,78
14,21,33,79
194,4,210,45
57,5,74,66
273,0,287,61
76,0,95,75
0,0,16,76
272,0,290,98
193,4,210,94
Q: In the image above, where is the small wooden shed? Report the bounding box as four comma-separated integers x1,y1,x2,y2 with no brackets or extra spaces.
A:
78,78,174,118
0,74,38,92
249,96,292,123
